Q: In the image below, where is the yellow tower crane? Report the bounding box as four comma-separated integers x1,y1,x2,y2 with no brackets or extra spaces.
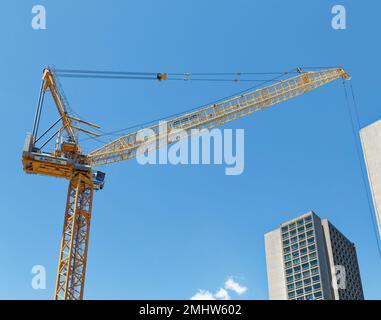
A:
22,66,350,300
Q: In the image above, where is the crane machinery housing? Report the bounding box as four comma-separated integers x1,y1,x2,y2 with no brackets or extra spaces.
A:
22,66,350,300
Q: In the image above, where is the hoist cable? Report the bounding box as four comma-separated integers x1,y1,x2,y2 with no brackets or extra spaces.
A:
343,81,381,259
78,69,295,142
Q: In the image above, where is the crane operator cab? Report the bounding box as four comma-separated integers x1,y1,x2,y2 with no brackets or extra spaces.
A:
22,132,106,191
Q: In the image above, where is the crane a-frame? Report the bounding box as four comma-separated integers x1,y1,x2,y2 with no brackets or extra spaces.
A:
22,67,350,300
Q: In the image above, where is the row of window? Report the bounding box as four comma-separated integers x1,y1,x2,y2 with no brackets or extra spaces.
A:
284,244,316,258
282,223,313,239
286,270,320,284
291,291,322,300
285,260,319,275
288,282,321,295
284,252,317,267
287,275,321,289
281,216,313,233
283,237,315,254
282,230,314,246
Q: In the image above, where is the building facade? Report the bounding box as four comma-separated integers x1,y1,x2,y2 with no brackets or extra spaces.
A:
265,211,364,300
360,119,381,240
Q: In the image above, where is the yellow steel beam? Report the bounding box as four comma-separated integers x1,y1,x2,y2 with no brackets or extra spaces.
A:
54,172,94,300
42,69,79,148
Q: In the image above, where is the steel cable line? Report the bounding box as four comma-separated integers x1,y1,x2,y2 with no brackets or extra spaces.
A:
343,80,381,259
73,69,296,142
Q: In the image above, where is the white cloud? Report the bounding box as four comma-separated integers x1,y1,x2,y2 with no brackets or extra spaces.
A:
190,277,247,300
224,277,247,295
215,288,230,300
191,290,216,300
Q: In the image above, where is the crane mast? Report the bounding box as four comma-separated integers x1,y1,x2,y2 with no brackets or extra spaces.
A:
22,66,350,299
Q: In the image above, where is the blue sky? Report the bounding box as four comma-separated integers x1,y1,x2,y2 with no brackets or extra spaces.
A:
1,0,381,299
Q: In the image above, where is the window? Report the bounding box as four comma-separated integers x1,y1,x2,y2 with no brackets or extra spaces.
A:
285,261,292,268
281,226,288,232
310,260,318,267
288,292,295,298
291,244,298,250
293,266,301,272
300,248,307,255
292,252,299,258
303,270,310,277
305,216,312,222
283,240,290,246
293,258,300,265
284,247,291,253
297,219,304,226
289,222,296,229
291,237,298,243
308,245,316,251
287,276,294,283
306,223,313,229
304,278,311,285
284,254,291,261
314,291,322,298
311,268,319,275
305,286,312,293
313,283,321,290
306,230,314,237
298,233,306,240
286,269,293,275
301,256,308,263
309,252,317,259
305,294,313,300
296,289,304,296
297,226,305,233
295,280,303,287
307,237,315,244
294,273,302,280
302,263,309,270
312,275,320,282
282,233,290,239
287,284,295,290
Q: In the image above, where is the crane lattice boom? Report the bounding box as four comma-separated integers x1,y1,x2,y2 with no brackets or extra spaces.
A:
87,68,349,167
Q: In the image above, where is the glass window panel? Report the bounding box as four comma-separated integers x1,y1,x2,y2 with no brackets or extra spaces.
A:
305,286,312,293
303,271,310,277
311,268,319,275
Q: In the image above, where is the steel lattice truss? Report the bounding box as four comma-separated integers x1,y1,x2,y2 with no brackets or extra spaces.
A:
87,68,349,167
54,173,93,300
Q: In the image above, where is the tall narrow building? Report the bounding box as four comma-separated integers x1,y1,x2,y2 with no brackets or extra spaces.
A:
264,211,364,300
360,119,381,240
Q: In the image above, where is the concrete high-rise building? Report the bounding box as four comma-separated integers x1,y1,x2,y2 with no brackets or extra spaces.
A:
264,211,364,300
360,119,381,240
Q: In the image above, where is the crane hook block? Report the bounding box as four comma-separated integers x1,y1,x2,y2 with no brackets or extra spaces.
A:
157,73,168,81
